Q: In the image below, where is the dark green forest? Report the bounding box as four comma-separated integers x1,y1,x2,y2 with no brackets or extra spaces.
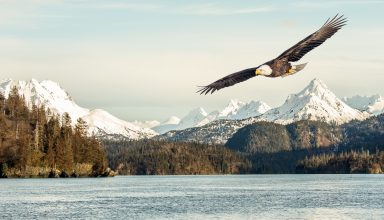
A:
2,86,384,177
103,115,384,175
0,87,108,178
104,139,251,175
225,116,384,174
296,150,384,174
226,120,342,153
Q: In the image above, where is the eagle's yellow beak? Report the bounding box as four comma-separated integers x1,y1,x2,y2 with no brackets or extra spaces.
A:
255,69,261,75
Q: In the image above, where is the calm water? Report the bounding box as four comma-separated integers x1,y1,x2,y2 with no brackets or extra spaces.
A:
1,175,384,219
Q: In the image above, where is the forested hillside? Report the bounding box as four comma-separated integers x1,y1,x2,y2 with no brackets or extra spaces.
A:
0,87,108,178
104,140,251,175
2,85,383,176
226,120,342,153
295,115,384,173
103,115,384,175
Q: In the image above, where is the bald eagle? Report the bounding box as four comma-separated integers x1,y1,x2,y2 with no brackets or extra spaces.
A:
197,14,347,95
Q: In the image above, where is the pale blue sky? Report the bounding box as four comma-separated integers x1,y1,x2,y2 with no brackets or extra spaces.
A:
1,0,384,121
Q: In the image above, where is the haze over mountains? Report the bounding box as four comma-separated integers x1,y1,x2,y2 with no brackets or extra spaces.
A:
1,78,383,141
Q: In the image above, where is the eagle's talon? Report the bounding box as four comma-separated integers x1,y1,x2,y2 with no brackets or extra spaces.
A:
288,69,296,74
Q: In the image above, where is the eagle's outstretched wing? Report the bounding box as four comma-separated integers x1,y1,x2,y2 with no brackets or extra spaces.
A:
277,14,347,62
197,67,257,95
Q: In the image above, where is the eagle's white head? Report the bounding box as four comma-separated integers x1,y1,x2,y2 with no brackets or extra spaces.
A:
255,65,272,76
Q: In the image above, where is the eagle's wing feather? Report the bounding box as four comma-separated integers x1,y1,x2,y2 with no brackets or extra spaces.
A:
197,67,257,95
277,14,347,62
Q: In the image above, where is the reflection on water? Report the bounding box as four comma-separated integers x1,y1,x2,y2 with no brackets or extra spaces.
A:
1,175,384,219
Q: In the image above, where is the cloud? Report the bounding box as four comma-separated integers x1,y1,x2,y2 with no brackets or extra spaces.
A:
88,2,274,15
176,3,274,15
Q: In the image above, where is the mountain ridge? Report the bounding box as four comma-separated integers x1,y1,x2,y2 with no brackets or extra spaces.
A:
1,78,379,141
0,79,156,140
158,78,369,144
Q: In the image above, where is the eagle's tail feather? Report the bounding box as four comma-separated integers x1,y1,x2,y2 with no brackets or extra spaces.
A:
293,63,307,72
282,63,308,77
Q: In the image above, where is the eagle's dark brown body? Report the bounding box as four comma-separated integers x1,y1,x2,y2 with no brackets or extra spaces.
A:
265,59,291,78
197,14,347,95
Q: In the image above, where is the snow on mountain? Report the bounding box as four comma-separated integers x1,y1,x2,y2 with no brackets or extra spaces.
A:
216,99,271,120
217,99,246,118
82,109,156,139
0,79,89,120
231,100,271,120
342,95,384,115
131,120,160,129
159,78,369,144
157,107,220,133
158,119,246,145
154,100,271,134
259,78,367,124
0,79,156,140
176,107,210,130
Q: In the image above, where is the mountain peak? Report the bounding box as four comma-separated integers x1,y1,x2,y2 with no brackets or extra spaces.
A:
309,78,327,87
301,78,329,95
176,107,209,130
219,99,246,118
1,78,156,140
30,78,39,84
229,100,271,120
285,78,332,104
262,78,367,124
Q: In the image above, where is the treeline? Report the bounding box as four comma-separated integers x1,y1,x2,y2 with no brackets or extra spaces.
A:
102,115,384,175
0,87,108,178
222,117,384,174
104,139,251,175
296,150,384,174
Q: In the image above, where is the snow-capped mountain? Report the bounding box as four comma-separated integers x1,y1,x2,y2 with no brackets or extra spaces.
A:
176,107,211,130
154,107,215,134
158,78,368,144
342,95,384,115
213,99,271,120
0,79,156,139
230,100,271,120
82,109,156,140
217,99,246,118
154,100,271,134
2,78,374,143
0,79,89,120
259,78,367,124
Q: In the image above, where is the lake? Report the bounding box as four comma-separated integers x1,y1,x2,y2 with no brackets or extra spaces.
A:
1,175,383,219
